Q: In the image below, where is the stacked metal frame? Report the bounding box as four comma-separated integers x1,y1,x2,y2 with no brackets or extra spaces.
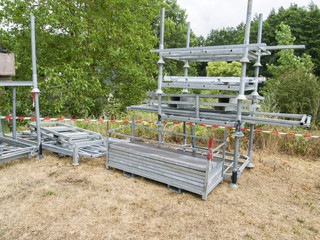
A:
22,122,108,166
126,0,311,188
0,14,42,163
106,119,227,200
0,136,37,164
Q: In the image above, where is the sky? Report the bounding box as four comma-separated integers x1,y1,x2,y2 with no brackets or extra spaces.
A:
176,0,320,37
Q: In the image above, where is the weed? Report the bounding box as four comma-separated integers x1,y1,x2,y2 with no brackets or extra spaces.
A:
244,233,255,239
110,206,118,212
297,217,305,223
292,225,302,235
258,224,266,230
305,201,313,206
239,210,246,216
44,190,55,196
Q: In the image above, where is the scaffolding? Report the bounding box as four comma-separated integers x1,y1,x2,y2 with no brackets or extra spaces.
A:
0,14,41,163
106,116,227,200
109,0,311,198
20,122,108,166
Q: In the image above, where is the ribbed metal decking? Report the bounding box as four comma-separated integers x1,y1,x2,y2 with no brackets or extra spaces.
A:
107,141,223,200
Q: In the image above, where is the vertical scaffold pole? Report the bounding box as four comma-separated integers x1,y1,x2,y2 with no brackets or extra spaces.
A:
157,7,165,148
182,22,190,94
30,13,43,159
191,125,196,156
0,112,2,137
12,88,16,140
230,0,253,188
105,120,110,169
131,115,135,143
222,129,227,179
248,14,263,168
183,22,191,145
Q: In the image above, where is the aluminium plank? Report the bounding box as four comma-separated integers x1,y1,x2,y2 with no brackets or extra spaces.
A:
108,155,205,186
109,142,208,171
109,148,206,178
0,81,33,87
107,161,205,195
108,152,206,183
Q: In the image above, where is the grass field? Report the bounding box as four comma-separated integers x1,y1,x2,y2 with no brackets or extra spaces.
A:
0,149,319,240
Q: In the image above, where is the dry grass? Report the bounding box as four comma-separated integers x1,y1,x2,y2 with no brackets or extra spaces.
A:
0,150,319,240
74,111,320,159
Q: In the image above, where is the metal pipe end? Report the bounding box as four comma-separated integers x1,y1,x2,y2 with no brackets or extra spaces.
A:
230,183,239,189
236,94,246,100
253,62,262,67
31,88,40,93
157,59,165,64
250,91,260,97
232,131,244,137
156,121,163,126
247,162,255,168
181,89,189,93
240,57,250,63
183,62,190,68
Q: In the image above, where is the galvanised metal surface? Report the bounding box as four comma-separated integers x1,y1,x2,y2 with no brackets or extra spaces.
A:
0,137,37,163
27,122,108,165
128,105,310,128
0,81,33,86
151,44,304,63
30,14,42,156
150,43,270,62
162,82,256,91
0,14,42,163
124,0,311,192
163,76,266,83
107,141,223,200
106,121,230,199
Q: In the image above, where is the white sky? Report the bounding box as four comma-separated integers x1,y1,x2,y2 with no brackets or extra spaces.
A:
177,0,320,37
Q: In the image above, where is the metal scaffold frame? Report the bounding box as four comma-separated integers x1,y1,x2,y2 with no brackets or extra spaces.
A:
0,14,42,163
107,0,312,198
21,122,108,166
106,116,227,200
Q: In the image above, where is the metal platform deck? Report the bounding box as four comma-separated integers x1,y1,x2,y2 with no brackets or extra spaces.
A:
107,141,223,200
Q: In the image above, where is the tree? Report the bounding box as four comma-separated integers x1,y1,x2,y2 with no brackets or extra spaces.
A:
0,0,161,118
261,3,320,76
158,0,199,77
263,23,320,123
202,3,320,78
206,62,241,77
206,24,244,47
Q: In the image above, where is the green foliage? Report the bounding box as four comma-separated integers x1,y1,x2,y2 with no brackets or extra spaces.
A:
206,61,241,77
0,0,161,118
267,23,314,76
201,3,320,78
263,23,320,123
206,25,245,46
261,3,320,76
44,190,55,196
197,25,245,77
160,0,199,77
1,0,319,121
